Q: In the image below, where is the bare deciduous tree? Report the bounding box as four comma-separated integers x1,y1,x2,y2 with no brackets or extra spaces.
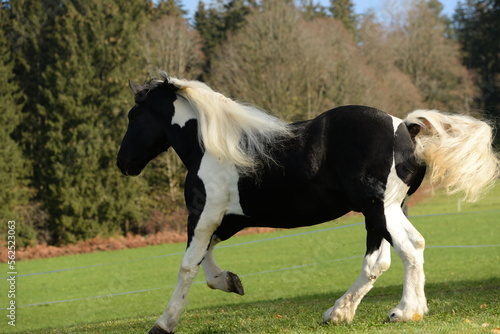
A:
141,15,204,231
143,15,204,78
211,1,309,120
359,13,424,117
388,0,474,111
211,0,426,120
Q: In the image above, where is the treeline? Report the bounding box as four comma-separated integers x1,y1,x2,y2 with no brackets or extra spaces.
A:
1,0,498,247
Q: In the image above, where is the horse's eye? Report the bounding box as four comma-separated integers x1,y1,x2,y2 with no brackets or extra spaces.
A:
134,91,148,103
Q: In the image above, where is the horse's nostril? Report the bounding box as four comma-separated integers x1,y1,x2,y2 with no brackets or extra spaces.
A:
117,159,129,175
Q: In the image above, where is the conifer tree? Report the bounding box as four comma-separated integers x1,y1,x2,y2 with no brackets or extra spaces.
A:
38,0,151,243
195,0,256,76
0,9,34,245
195,1,222,71
152,0,187,19
300,0,328,20
329,0,357,35
6,0,63,209
454,0,500,136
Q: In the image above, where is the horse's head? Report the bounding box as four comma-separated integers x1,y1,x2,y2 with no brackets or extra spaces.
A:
117,80,177,176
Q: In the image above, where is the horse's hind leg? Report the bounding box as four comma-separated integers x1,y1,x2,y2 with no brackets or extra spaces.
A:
323,204,392,323
202,235,244,295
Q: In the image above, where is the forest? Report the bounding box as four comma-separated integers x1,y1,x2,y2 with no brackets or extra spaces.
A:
1,0,499,247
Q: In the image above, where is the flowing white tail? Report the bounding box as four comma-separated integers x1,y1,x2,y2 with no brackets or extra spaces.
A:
405,110,499,202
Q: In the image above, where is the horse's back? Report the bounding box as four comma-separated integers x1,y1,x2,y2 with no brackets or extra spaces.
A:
234,106,406,227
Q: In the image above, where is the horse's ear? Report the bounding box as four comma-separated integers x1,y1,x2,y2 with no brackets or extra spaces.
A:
129,80,144,95
162,76,180,91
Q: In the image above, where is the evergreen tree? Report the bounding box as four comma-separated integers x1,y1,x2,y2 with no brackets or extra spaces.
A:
152,0,187,19
194,1,223,72
2,0,63,245
195,0,256,77
427,0,453,29
454,0,500,138
38,0,151,243
329,0,357,35
223,0,256,31
300,0,328,20
0,8,35,246
6,0,63,208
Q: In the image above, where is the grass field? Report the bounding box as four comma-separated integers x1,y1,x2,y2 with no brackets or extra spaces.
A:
1,183,499,333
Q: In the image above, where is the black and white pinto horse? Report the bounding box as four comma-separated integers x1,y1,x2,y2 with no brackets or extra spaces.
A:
117,73,499,334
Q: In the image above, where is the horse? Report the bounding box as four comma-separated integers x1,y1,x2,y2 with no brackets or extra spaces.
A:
116,72,499,334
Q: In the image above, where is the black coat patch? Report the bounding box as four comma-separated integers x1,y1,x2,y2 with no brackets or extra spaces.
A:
394,123,420,185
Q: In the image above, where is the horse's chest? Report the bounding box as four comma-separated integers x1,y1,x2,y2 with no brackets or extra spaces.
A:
196,153,244,216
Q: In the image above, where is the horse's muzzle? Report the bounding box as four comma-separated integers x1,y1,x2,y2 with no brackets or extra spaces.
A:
116,159,141,176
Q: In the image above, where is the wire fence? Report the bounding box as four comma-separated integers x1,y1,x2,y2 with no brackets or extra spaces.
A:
2,209,499,311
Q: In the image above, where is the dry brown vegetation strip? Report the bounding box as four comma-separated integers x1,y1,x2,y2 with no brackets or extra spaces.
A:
2,185,430,262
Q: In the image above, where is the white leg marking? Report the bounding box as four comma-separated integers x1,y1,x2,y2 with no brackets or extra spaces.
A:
155,226,215,332
385,205,428,322
202,236,224,290
384,162,428,322
202,237,244,295
155,153,237,332
324,239,391,324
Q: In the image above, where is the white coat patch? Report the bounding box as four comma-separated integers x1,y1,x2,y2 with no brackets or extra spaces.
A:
172,97,197,128
390,116,403,134
197,154,244,216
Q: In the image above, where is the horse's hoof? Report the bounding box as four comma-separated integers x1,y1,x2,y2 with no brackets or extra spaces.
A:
226,271,245,295
149,324,173,334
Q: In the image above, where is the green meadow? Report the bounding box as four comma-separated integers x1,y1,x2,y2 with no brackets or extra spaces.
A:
1,183,499,333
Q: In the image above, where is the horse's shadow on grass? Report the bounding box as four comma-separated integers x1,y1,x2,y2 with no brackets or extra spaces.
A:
179,277,499,334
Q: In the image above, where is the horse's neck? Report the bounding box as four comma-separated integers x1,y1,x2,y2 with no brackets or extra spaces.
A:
168,121,203,171
167,97,204,170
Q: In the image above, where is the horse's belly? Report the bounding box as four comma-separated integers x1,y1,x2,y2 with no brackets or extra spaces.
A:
238,180,351,228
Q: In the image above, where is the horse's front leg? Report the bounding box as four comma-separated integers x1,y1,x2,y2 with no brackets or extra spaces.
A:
150,215,220,334
384,204,428,322
202,235,244,295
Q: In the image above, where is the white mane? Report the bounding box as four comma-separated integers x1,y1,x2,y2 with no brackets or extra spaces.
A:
164,73,292,172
